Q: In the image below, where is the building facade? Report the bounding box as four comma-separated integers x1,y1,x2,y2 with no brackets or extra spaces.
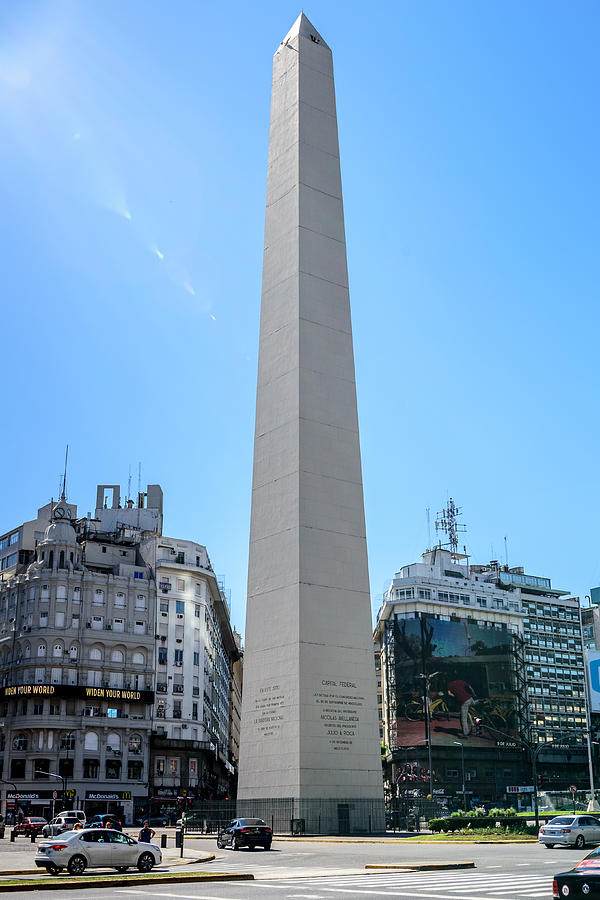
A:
0,482,240,823
376,545,587,809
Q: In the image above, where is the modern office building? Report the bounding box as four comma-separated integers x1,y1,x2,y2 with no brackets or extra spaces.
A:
376,523,587,807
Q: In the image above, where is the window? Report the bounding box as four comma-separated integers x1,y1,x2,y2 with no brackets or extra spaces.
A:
69,645,78,659
83,758,99,778
39,612,48,628
192,702,198,720
41,584,49,600
194,606,200,618
155,758,165,776
109,672,123,688
91,616,103,629
105,759,121,779
55,612,65,627
135,594,146,610
132,651,145,665
11,759,25,778
56,585,67,601
193,651,200,666
128,734,142,754
34,759,50,779
71,615,80,628
107,708,122,718
9,532,19,546
94,590,104,605
173,701,182,719
128,761,143,780
61,732,75,750
158,648,167,665
169,758,179,775
134,621,144,634
33,703,43,715
35,666,45,682
37,643,47,657
51,667,61,684
176,578,185,592
84,731,99,751
114,592,126,608
176,600,185,616
134,571,144,580
418,589,431,600
89,647,102,661
160,602,168,613
53,643,63,658
174,649,183,664
111,649,124,664
113,617,124,632
72,586,81,602
107,732,121,751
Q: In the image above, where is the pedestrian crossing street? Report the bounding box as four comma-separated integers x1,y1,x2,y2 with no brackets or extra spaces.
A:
260,871,554,898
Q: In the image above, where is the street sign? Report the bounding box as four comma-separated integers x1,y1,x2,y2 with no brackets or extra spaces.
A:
570,784,577,794
52,790,57,800
507,785,535,794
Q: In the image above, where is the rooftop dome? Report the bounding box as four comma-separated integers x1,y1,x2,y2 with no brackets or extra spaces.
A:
43,519,77,546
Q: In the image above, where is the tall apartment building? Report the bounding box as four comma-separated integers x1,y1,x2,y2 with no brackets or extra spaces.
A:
376,541,587,806
0,482,241,822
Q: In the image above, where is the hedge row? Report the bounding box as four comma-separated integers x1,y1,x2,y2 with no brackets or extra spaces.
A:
428,816,536,834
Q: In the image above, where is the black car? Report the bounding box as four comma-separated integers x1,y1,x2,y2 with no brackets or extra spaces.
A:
217,818,272,851
554,846,600,898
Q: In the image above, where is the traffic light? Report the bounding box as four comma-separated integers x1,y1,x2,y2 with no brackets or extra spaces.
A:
187,798,193,808
537,775,543,787
474,717,482,736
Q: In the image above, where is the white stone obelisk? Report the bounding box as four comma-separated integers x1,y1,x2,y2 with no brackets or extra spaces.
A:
238,14,384,832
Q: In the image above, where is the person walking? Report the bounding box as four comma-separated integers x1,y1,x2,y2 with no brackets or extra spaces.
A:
138,821,155,843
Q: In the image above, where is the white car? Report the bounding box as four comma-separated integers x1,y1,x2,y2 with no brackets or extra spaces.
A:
35,828,162,875
539,815,600,849
42,816,81,837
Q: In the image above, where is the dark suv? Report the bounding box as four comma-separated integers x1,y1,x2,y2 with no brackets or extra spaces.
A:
13,817,47,837
217,818,272,851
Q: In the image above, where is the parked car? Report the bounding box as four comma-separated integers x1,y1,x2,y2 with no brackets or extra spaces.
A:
135,816,168,828
35,828,162,875
13,817,47,838
0,816,5,839
42,816,81,837
62,810,86,823
554,846,600,897
540,815,600,849
86,814,122,829
217,818,272,851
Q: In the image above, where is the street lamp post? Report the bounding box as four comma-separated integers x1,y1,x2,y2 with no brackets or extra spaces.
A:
35,771,66,810
453,741,466,811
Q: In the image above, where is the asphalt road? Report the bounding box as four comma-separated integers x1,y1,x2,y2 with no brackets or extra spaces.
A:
0,837,585,898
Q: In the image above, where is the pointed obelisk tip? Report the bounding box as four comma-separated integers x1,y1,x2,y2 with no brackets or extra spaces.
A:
281,12,330,49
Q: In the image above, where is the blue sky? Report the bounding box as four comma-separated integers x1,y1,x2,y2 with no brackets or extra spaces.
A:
1,1,598,634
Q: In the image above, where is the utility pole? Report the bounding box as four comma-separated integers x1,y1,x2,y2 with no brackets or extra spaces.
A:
453,741,466,810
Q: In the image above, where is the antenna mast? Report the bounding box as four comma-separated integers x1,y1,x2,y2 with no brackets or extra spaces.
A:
426,507,431,551
435,497,467,555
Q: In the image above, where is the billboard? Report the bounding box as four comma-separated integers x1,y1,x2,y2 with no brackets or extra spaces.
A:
389,613,519,749
588,650,600,713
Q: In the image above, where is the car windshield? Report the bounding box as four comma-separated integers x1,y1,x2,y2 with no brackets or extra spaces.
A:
549,816,576,825
30,818,46,823
582,848,600,861
239,818,267,826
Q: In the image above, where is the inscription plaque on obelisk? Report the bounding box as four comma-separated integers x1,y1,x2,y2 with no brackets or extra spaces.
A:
238,13,384,832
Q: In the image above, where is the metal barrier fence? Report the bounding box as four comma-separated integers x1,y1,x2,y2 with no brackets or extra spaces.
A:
184,797,386,835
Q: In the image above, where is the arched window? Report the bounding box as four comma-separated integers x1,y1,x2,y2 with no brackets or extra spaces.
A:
94,589,104,606
89,647,102,661
107,731,121,751
56,586,67,601
13,734,28,751
37,643,47,658
110,649,124,664
128,733,142,754
48,551,54,568
53,643,63,658
24,643,31,659
132,651,145,665
60,732,75,750
69,645,78,659
58,550,65,569
84,731,99,751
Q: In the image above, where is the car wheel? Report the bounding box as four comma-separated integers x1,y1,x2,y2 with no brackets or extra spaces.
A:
233,836,241,850
264,842,272,850
544,844,554,849
575,835,585,849
137,852,155,872
216,835,224,849
46,864,60,876
67,855,87,876
115,867,129,873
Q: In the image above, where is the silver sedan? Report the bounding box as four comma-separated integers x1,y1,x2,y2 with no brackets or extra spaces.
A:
538,815,600,849
35,828,162,875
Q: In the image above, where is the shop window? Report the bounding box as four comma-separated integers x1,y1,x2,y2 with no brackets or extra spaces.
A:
59,758,74,778
34,759,51,779
10,759,25,779
128,734,142,754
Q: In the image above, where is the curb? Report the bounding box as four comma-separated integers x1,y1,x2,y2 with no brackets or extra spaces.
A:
272,836,535,844
0,854,215,878
0,872,253,892
365,862,475,871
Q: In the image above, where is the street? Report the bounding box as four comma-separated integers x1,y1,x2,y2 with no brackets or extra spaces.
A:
0,835,584,898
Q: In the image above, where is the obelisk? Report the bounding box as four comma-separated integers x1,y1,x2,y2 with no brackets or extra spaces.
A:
238,13,384,833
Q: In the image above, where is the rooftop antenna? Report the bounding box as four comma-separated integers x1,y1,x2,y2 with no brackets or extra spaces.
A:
426,507,431,551
60,445,69,501
127,465,132,504
136,462,142,528
435,497,467,555
504,535,509,568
